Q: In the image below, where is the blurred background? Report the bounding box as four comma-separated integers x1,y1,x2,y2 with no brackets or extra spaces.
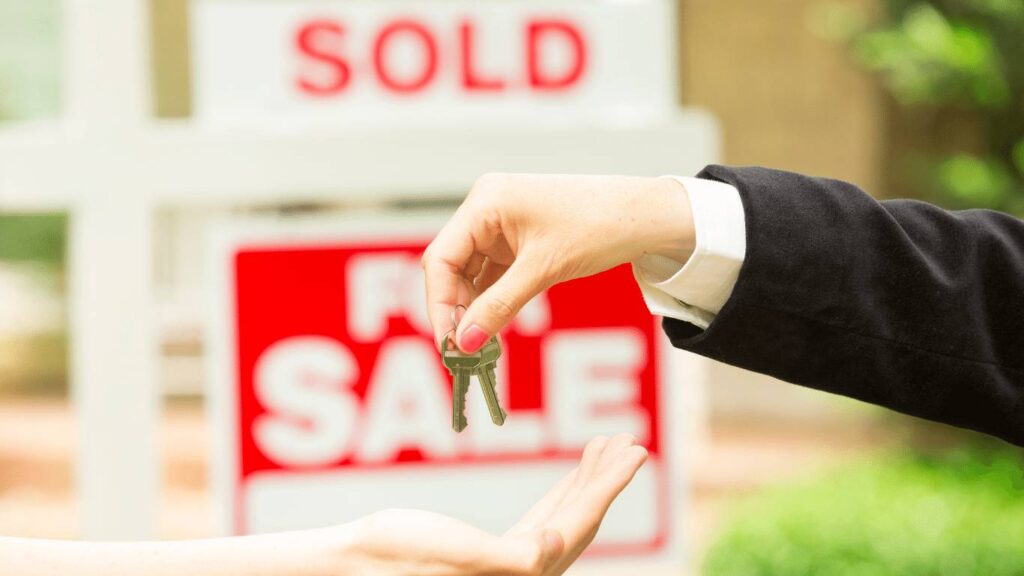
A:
1,0,1023,574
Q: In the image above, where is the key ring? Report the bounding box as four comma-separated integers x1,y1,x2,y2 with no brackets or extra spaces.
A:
441,304,467,351
450,304,467,332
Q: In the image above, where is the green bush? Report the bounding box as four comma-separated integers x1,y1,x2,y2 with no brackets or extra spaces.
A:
703,448,1024,576
0,213,66,264
820,0,1024,215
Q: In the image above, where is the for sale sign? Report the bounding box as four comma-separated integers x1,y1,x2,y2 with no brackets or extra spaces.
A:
207,215,684,565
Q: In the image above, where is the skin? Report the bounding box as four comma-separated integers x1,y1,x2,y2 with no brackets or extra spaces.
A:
422,173,696,352
0,434,647,576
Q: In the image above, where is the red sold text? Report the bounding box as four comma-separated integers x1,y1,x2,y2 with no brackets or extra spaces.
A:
295,17,589,96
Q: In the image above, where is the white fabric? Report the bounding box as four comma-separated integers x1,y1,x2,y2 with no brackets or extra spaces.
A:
632,176,746,329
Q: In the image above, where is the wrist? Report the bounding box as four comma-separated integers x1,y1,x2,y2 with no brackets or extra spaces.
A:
195,528,355,576
289,525,361,576
638,176,696,263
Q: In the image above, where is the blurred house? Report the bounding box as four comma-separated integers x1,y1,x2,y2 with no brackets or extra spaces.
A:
0,0,886,414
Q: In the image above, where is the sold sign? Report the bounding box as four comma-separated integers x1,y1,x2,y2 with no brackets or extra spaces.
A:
192,0,676,127
207,215,683,564
296,18,587,96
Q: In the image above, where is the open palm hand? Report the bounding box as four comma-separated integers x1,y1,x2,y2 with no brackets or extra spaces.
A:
339,433,648,575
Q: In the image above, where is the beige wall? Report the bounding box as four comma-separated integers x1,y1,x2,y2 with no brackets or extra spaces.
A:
678,0,885,420
151,0,191,118
679,0,882,194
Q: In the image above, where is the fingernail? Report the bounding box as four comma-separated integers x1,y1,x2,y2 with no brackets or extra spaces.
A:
459,325,488,353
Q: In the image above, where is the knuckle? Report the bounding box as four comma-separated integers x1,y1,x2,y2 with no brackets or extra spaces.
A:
363,507,409,531
469,173,509,203
613,432,637,445
474,172,503,189
420,245,453,272
352,509,405,558
363,508,392,529
420,246,435,268
484,294,519,322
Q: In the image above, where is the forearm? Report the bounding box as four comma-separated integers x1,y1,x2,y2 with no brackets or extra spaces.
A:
0,527,352,576
664,165,1024,445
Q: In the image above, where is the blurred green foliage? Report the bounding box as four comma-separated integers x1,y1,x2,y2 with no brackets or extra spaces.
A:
0,0,61,121
0,0,66,267
0,214,66,264
823,0,1024,214
704,447,1024,576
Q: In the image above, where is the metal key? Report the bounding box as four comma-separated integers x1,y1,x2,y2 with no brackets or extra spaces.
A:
442,336,481,432
473,336,507,426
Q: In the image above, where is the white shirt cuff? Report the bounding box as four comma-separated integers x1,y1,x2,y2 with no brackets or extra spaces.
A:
633,176,747,329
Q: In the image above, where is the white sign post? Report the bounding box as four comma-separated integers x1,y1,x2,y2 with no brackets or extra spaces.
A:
66,0,159,540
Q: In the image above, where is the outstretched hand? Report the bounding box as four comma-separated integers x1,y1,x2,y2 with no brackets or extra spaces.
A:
336,433,648,575
0,435,646,576
422,173,694,352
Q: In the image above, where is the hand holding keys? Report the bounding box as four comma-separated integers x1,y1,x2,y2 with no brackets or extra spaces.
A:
441,306,507,432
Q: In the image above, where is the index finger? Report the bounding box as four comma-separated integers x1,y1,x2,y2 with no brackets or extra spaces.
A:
422,209,478,348
546,434,647,573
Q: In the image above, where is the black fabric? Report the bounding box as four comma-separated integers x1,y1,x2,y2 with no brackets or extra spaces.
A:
663,165,1024,446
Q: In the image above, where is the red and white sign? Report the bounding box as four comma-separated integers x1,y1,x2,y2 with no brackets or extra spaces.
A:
191,0,676,127
207,216,684,564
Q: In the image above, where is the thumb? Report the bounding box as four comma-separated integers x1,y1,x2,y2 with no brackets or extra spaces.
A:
456,257,547,352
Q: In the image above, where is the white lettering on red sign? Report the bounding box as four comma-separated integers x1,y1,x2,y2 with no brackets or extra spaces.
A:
545,330,650,446
246,251,649,468
346,253,431,342
253,336,359,467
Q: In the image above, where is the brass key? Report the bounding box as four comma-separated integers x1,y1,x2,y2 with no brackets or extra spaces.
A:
442,335,481,433
473,336,507,426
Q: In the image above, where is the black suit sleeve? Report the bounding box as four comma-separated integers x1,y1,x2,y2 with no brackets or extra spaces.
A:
663,165,1024,446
